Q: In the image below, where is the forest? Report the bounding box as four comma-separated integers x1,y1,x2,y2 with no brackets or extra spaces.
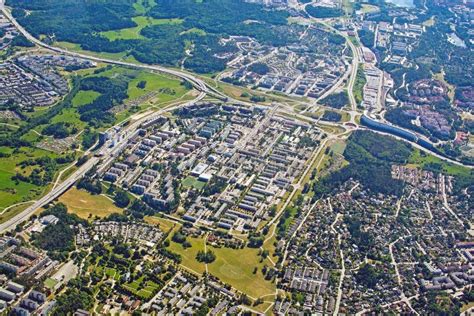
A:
313,130,412,199
7,0,297,74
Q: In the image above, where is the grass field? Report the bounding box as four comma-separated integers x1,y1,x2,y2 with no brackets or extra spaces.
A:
262,224,279,264
123,275,160,300
208,245,276,299
353,64,366,106
133,0,156,14
360,4,380,13
331,140,346,156
58,187,123,220
44,278,58,289
145,216,181,233
50,90,101,130
167,232,277,299
126,70,189,102
182,176,206,190
0,147,58,210
55,41,133,61
72,90,101,107
101,16,183,41
50,108,87,130
168,237,206,274
408,149,470,176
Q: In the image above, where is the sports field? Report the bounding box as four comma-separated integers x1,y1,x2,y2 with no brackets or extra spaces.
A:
208,245,276,299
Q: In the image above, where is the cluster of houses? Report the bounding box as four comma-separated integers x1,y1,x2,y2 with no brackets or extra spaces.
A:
0,61,58,108
76,222,163,248
223,26,346,99
0,12,17,50
0,237,53,314
98,102,322,233
146,272,236,315
0,54,94,109
16,54,95,95
0,237,57,282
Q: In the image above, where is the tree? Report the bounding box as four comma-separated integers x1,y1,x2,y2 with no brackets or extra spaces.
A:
114,191,130,208
196,250,216,263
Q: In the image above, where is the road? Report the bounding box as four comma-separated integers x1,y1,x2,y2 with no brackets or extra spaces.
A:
1,0,472,235
0,1,226,102
0,157,98,233
0,89,205,234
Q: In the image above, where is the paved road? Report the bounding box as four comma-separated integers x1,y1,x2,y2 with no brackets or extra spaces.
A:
0,0,471,234
0,1,226,101
0,157,98,233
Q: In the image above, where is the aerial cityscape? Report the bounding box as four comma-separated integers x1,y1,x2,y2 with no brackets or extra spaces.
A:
0,0,472,314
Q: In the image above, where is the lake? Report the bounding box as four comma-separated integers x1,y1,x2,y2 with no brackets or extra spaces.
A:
386,0,415,7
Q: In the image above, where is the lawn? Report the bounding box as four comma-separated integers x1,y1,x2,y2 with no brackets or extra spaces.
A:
50,108,87,130
166,232,277,299
181,176,206,190
133,0,156,14
58,187,123,220
105,267,120,281
87,66,190,105
262,224,279,264
101,16,183,41
208,245,276,300
44,278,58,289
331,140,346,156
123,275,161,299
360,4,380,13
168,237,206,274
55,41,132,61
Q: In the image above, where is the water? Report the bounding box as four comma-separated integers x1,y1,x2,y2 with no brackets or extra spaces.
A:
386,0,415,8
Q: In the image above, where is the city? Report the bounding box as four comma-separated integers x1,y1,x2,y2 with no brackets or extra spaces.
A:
0,0,472,315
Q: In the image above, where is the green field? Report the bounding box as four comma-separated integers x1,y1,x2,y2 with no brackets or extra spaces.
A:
181,176,206,190
50,89,100,129
331,140,347,155
101,16,183,41
133,0,157,14
50,108,87,130
168,236,207,274
58,187,123,220
167,232,276,299
145,216,181,233
126,70,189,102
0,147,58,210
180,27,207,36
88,66,190,104
408,149,470,176
72,90,101,107
208,245,276,299
44,277,58,289
353,64,366,106
55,41,134,61
123,275,161,300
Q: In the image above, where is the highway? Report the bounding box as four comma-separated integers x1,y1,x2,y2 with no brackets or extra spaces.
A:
0,157,98,233
0,82,205,234
0,1,226,101
0,0,472,235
